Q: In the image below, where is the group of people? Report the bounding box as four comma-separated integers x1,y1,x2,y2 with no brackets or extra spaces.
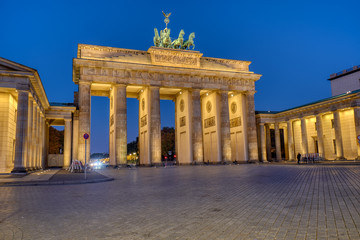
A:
297,153,317,164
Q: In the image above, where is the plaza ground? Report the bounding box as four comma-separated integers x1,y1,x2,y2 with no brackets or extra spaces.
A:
1,164,360,239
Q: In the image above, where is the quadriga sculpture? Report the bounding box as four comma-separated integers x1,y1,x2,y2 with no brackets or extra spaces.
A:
172,29,185,49
181,32,195,50
153,28,161,47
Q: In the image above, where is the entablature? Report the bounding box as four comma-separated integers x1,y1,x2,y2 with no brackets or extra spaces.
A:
256,91,360,124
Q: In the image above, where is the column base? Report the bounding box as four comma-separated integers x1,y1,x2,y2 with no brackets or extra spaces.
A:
116,164,128,168
139,164,152,167
335,157,347,160
152,163,163,167
11,167,28,173
192,161,204,165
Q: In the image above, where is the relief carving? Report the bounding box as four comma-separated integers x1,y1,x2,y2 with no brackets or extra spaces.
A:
140,115,147,127
110,114,114,126
204,116,216,128
230,117,242,128
180,116,186,127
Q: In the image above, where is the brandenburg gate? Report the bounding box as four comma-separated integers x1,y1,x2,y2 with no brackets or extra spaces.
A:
72,14,262,166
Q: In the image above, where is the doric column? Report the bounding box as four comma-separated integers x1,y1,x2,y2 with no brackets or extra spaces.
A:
274,123,281,160
149,87,161,165
333,110,345,159
78,81,91,164
31,104,37,169
63,119,72,168
283,125,289,159
316,114,325,159
40,115,46,169
287,120,295,160
72,111,79,161
245,91,259,162
301,117,308,155
12,91,29,173
192,89,203,164
37,113,41,169
220,91,231,162
35,107,41,169
354,107,360,160
265,124,271,161
259,123,267,162
26,99,33,170
43,121,50,169
114,84,127,166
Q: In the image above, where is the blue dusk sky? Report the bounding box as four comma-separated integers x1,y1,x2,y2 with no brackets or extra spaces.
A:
1,0,359,153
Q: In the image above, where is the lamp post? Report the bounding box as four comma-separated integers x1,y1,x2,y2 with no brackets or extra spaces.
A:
83,133,89,179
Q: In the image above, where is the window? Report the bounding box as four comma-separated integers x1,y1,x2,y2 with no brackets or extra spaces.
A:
333,139,337,154
314,122,317,131
331,119,334,128
14,109,17,122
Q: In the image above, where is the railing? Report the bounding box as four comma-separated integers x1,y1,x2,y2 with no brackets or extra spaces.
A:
330,65,360,78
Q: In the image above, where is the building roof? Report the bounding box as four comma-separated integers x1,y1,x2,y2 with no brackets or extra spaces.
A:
328,65,360,80
256,88,360,115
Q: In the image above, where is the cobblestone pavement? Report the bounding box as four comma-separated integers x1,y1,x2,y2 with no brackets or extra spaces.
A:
1,165,360,240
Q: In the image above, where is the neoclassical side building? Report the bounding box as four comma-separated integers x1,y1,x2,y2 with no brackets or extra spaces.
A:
256,66,360,161
0,57,75,173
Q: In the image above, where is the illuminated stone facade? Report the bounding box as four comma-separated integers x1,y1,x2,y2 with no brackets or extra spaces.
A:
256,68,360,161
73,44,262,165
0,57,75,173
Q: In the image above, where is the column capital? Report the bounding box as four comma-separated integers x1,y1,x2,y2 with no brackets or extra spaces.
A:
78,80,92,85
244,90,256,96
149,86,160,90
218,90,229,94
112,83,127,88
64,118,72,122
190,88,201,92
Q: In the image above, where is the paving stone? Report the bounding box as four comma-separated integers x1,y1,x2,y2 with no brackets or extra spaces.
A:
1,165,360,239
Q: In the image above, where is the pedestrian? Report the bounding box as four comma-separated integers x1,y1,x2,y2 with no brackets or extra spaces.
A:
297,153,301,164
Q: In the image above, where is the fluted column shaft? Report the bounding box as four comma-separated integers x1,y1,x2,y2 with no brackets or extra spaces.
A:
220,91,231,162
26,99,33,169
150,87,161,165
31,104,37,169
13,91,29,172
192,89,203,164
354,107,360,160
333,111,344,159
316,114,325,159
35,107,40,169
72,112,79,161
301,118,308,155
246,92,259,162
265,124,271,160
275,123,281,160
78,82,91,164
114,84,127,166
63,119,72,168
287,120,295,160
259,123,267,162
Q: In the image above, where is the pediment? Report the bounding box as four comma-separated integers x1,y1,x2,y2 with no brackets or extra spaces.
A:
0,57,35,73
